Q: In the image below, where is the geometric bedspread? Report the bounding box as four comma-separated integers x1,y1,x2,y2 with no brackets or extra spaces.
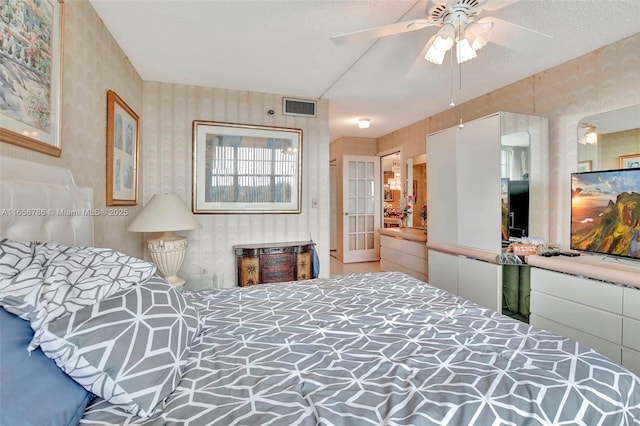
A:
81,272,640,425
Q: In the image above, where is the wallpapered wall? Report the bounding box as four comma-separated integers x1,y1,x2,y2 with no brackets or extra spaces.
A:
0,0,144,257
377,33,640,250
142,83,330,287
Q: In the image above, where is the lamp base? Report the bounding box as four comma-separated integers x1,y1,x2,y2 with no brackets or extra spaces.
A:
147,232,188,287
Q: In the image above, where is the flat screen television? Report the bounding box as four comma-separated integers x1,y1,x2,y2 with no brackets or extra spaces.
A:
571,168,640,260
508,180,529,239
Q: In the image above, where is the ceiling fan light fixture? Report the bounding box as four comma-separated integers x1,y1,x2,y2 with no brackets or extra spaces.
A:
433,23,455,51
465,21,493,51
456,38,477,63
424,35,447,64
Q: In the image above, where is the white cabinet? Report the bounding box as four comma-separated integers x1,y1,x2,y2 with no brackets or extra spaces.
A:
426,112,547,311
458,256,501,311
622,287,640,374
530,266,640,376
428,250,502,311
427,250,458,295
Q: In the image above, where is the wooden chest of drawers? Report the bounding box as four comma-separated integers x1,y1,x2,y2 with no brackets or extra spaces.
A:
233,241,316,286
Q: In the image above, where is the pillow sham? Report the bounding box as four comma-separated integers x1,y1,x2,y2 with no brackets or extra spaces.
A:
39,276,200,418
0,240,157,351
0,308,93,426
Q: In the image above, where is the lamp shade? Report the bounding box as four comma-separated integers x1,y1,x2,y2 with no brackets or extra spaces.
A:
433,23,455,51
456,38,477,63
128,194,201,233
465,21,493,51
424,34,447,64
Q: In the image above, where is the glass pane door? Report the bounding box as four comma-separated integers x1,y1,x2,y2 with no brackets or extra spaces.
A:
343,155,380,263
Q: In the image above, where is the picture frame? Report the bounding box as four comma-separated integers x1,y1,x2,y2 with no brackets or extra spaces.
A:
106,90,139,206
384,184,393,202
619,154,640,170
578,160,592,172
192,121,303,213
0,0,64,157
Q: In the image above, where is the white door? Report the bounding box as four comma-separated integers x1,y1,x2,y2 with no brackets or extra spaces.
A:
343,155,380,263
330,160,337,251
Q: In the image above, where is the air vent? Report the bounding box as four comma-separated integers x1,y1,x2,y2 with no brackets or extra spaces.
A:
283,98,316,117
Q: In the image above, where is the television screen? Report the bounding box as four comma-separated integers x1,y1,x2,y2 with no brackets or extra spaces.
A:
508,180,529,239
571,168,640,260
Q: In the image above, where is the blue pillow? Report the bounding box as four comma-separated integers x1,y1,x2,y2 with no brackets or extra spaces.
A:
0,308,92,426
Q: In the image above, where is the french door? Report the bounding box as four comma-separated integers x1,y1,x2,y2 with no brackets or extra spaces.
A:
342,155,380,263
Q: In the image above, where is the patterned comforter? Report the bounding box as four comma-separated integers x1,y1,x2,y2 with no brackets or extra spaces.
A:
81,272,640,425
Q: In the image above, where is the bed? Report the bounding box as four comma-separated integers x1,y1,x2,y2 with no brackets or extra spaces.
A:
1,156,639,426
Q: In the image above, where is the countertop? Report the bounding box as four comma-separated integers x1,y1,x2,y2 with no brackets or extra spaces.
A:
378,227,427,243
527,253,640,288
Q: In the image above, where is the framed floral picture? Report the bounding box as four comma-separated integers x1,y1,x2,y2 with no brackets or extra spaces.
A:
619,154,640,170
0,0,64,156
106,90,139,206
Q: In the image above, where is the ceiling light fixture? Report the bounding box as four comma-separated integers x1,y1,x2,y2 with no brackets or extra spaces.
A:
358,118,370,129
424,14,494,65
579,124,598,145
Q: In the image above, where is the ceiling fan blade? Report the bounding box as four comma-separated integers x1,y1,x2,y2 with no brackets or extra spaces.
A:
331,19,435,45
479,16,552,53
479,0,519,12
405,37,435,79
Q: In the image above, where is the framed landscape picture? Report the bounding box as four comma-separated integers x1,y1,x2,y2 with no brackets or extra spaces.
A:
578,160,592,172
106,90,139,206
619,154,640,170
192,121,302,213
0,0,64,156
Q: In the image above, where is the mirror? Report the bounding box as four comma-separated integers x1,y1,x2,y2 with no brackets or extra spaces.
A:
578,104,640,171
408,154,426,229
381,152,403,228
501,131,531,242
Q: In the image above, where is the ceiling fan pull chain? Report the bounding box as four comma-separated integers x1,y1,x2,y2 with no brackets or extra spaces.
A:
449,42,456,108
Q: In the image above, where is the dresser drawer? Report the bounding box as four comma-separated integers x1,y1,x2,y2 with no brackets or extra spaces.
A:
381,245,402,265
402,253,428,275
530,268,623,313
401,239,427,259
530,314,622,363
380,235,402,250
623,317,640,352
622,347,640,377
530,290,622,345
623,286,640,320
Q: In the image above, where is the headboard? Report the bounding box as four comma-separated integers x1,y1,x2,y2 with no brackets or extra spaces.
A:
0,156,94,246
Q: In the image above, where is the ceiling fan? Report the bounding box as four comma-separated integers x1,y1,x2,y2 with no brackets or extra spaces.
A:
331,0,552,66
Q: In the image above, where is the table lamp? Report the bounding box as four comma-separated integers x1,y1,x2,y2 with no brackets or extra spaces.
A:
127,194,201,286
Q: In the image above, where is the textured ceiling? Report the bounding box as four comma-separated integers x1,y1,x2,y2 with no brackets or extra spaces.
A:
89,0,640,141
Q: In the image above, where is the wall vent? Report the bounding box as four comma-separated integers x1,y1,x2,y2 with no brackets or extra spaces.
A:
283,97,316,117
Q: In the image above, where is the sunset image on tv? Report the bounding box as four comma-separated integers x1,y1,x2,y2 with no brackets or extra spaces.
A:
571,169,640,259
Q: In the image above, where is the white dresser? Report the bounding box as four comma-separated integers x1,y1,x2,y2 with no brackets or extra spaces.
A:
528,254,640,376
378,228,428,282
